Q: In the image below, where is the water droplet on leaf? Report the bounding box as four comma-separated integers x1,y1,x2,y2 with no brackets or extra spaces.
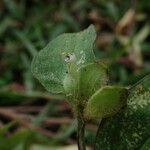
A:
64,53,76,62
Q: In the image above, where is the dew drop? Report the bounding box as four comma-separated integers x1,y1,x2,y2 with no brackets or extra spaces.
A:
64,53,76,62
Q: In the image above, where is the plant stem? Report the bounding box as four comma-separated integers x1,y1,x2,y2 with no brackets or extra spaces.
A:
77,113,86,150
129,74,149,90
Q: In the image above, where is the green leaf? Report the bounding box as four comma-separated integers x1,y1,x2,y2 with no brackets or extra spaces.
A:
31,25,96,94
0,129,33,150
63,73,78,104
140,138,150,150
63,62,108,108
95,74,150,150
78,62,108,103
84,86,128,118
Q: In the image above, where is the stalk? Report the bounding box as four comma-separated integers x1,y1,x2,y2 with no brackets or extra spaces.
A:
77,107,86,150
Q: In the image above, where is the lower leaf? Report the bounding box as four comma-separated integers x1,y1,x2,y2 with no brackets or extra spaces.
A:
95,75,150,150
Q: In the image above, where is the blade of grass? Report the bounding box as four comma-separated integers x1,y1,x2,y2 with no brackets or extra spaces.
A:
13,30,37,57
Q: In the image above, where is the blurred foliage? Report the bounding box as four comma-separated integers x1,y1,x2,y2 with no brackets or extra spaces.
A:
0,0,150,149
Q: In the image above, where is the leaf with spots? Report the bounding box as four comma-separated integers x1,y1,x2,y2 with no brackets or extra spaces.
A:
31,25,96,94
140,138,150,150
95,74,150,150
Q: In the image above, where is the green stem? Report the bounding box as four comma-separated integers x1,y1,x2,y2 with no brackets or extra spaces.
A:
129,74,149,90
77,113,86,150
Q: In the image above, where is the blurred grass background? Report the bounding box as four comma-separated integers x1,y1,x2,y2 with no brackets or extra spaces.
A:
0,0,150,150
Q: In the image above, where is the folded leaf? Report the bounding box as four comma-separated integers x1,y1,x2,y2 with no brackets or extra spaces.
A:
78,62,108,103
63,62,108,108
84,86,128,118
